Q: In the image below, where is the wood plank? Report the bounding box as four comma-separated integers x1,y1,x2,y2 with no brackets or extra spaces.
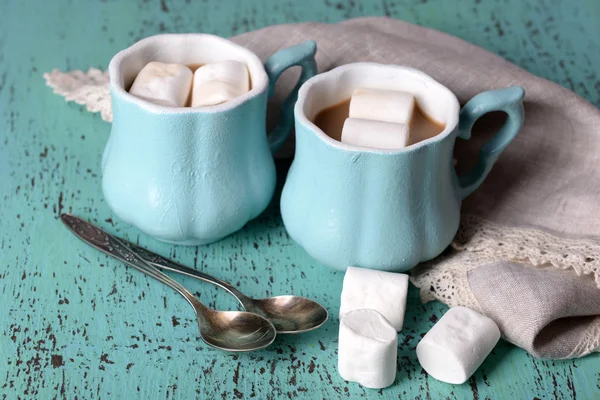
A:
1,0,598,398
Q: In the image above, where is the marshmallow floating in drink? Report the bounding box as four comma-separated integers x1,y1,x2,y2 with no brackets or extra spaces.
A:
341,88,416,149
341,119,410,150
339,266,409,331
349,88,415,125
129,62,193,107
338,309,398,389
416,306,501,384
192,60,250,107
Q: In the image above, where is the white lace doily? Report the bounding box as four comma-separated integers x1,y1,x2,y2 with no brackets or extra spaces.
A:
453,215,600,287
410,249,600,357
410,250,486,311
43,68,112,122
411,214,600,309
411,215,600,357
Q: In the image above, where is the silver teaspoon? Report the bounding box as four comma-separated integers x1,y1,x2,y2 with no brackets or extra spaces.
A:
128,243,329,334
61,214,276,352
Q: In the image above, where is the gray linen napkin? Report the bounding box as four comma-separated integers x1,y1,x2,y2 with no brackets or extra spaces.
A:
45,17,600,358
233,18,600,359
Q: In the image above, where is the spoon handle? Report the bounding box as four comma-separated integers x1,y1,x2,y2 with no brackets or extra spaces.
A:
126,242,250,307
60,214,207,313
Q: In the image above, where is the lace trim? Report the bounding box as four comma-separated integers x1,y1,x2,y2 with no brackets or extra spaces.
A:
569,317,600,358
410,250,487,312
411,215,600,356
43,68,112,122
453,215,600,288
410,249,600,356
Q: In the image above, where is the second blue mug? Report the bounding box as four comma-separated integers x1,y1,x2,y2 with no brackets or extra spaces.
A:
281,63,525,272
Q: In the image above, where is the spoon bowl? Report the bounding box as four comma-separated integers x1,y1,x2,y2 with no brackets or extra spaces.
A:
129,243,329,334
250,296,328,334
61,214,277,352
199,309,277,351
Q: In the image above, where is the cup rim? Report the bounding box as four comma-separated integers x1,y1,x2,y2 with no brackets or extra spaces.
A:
108,33,267,114
294,62,461,154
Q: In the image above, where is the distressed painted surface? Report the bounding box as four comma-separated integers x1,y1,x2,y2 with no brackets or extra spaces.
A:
1,0,600,398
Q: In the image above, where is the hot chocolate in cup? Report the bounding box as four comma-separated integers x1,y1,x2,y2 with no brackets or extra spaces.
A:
281,63,525,272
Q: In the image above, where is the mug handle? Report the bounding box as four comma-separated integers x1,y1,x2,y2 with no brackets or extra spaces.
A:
456,86,525,199
264,40,318,153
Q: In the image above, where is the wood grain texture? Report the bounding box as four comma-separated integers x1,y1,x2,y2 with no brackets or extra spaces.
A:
1,0,599,398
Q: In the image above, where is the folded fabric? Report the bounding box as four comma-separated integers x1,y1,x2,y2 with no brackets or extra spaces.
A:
412,250,600,358
44,17,600,358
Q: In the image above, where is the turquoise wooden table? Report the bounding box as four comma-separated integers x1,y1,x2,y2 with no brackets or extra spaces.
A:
1,0,599,398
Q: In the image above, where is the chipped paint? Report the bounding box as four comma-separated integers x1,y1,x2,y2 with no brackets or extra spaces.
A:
1,0,600,398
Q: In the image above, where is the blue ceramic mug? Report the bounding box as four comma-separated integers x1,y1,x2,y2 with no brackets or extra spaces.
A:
281,63,524,272
103,34,317,245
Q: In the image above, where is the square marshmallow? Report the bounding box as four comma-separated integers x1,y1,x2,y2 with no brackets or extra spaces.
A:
191,60,249,107
349,88,415,125
341,118,410,149
128,62,193,107
339,266,409,331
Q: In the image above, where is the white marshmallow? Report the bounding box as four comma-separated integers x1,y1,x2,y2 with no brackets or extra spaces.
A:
416,307,501,384
339,266,409,331
191,60,249,107
349,88,415,125
192,81,247,107
129,62,193,107
341,118,409,150
192,60,249,88
338,309,397,389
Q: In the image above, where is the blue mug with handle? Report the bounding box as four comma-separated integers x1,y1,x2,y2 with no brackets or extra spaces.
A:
103,34,317,245
281,63,524,271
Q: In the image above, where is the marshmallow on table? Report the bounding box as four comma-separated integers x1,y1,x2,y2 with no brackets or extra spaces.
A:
129,62,193,107
338,309,397,389
339,266,409,331
341,118,410,149
349,88,415,125
417,306,501,384
191,60,249,107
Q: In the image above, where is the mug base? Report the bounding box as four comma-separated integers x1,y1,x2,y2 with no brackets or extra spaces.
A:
296,239,451,274
153,235,227,246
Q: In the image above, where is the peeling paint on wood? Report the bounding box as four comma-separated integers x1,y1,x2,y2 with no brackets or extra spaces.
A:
1,0,600,398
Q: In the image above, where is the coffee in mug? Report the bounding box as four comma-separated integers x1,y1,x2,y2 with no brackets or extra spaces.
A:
313,95,445,146
282,63,524,272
